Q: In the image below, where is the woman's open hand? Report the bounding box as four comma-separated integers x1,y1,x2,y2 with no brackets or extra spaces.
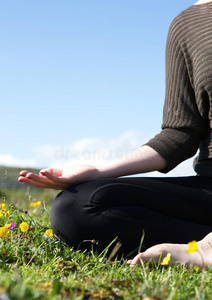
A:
18,165,99,190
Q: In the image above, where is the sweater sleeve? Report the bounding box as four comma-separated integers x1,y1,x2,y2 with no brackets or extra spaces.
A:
146,128,201,173
145,14,207,173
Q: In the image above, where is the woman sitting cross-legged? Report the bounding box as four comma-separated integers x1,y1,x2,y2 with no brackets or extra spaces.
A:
19,0,212,268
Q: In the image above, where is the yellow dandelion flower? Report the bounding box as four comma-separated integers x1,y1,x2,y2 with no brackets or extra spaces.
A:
188,240,198,253
30,201,41,207
46,229,53,238
161,253,171,265
20,222,29,232
0,226,9,238
4,224,10,228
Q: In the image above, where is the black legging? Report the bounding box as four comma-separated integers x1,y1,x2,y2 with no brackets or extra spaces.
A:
51,176,212,256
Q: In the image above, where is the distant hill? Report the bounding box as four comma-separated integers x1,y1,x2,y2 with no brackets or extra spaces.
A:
0,166,40,188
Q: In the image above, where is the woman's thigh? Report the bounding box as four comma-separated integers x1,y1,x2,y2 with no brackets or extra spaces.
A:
51,176,212,255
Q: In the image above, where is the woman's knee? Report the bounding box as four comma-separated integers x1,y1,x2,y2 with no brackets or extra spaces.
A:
50,178,138,252
50,186,83,240
50,180,107,248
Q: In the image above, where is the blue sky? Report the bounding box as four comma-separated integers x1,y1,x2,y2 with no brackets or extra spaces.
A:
1,0,197,176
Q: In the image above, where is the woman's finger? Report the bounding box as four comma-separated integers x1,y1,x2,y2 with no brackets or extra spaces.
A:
19,170,30,177
18,176,67,189
18,176,52,188
18,172,65,187
43,171,73,184
40,168,62,177
24,172,54,184
40,171,61,182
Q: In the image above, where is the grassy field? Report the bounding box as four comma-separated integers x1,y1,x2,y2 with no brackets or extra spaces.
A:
0,166,212,299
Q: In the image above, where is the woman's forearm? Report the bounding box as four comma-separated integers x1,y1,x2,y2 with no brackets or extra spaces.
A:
18,145,167,189
96,145,167,178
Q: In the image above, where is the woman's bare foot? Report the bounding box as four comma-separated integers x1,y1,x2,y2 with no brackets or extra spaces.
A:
127,232,212,268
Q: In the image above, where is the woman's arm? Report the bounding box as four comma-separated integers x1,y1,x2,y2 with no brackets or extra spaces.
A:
97,145,166,177
18,145,166,190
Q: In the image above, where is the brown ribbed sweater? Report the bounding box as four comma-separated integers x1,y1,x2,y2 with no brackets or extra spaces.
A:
146,3,212,174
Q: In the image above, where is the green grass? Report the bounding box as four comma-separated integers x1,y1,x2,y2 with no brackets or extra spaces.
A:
0,167,212,299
